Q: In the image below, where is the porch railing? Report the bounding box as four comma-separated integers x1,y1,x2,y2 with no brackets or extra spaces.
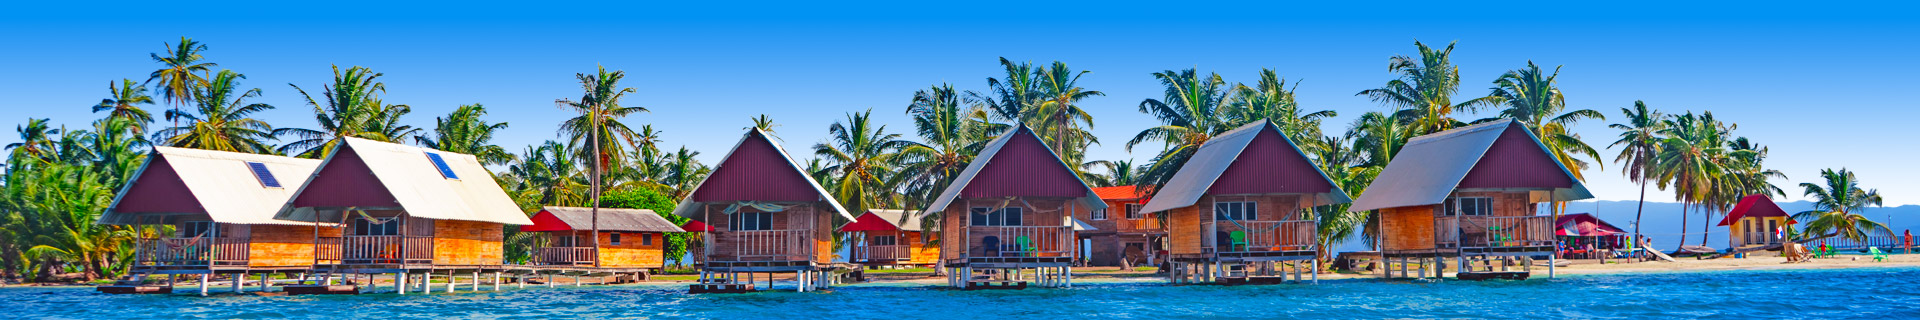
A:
1453,216,1554,248
135,237,249,267
1205,220,1315,253
318,235,434,265
854,244,910,262
532,246,598,265
971,226,1072,257
724,229,812,261
1115,217,1164,233
1733,231,1783,247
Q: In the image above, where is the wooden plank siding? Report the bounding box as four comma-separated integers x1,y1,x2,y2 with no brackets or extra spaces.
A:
1165,194,1313,257
1379,190,1539,251
597,231,666,268
248,225,341,267
432,219,506,266
860,230,939,265
699,202,836,264
939,197,1079,259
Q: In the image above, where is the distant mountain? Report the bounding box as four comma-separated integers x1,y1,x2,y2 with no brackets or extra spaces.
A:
1326,201,1920,253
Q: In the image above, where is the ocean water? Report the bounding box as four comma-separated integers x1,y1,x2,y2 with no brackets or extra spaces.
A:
7,267,1919,319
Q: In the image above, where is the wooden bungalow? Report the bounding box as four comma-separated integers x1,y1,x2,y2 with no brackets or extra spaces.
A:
926,125,1105,289
838,209,939,267
523,206,684,273
1719,195,1794,250
1348,119,1593,280
270,137,534,294
95,147,336,295
1078,186,1167,267
1137,120,1350,285
669,128,852,293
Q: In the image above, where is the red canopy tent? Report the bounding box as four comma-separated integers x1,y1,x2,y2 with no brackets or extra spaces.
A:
1555,213,1626,237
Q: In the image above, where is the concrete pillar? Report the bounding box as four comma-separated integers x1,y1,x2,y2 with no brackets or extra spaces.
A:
199,274,211,296
396,273,407,294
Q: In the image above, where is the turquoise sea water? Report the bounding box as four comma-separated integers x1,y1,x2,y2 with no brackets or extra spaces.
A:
7,267,1920,319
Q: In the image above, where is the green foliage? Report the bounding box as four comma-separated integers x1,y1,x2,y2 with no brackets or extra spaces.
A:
600,188,693,267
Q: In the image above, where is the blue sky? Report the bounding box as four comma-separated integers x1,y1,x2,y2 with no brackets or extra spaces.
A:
4,2,1917,205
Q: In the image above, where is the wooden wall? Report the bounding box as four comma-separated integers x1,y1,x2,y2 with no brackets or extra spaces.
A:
1168,206,1204,255
700,202,836,264
1379,206,1435,251
866,230,940,265
247,224,342,267
596,231,665,268
432,219,505,266
938,197,1078,258
1163,194,1311,255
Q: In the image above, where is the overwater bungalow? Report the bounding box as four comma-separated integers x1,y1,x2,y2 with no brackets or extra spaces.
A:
1720,194,1793,250
669,128,851,293
523,206,683,275
839,209,939,268
926,125,1105,289
95,147,334,295
271,137,533,294
1137,120,1350,285
1079,186,1166,267
1348,119,1593,280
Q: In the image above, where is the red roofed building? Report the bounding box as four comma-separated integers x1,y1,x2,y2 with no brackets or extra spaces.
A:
1719,194,1794,249
1077,186,1166,267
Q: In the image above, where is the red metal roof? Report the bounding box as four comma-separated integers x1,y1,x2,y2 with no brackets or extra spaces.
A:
290,145,402,208
960,127,1088,198
690,131,822,202
837,211,903,232
681,220,715,232
1206,129,1339,196
1093,186,1146,201
1718,194,1792,226
1555,213,1626,236
1455,124,1576,190
522,209,575,232
110,154,205,214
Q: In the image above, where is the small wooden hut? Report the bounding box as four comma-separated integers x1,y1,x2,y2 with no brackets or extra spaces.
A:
271,137,533,294
1137,120,1350,284
1349,119,1593,280
1079,186,1166,267
1719,195,1794,249
669,128,852,293
926,125,1105,289
95,147,335,295
838,209,939,267
523,206,684,273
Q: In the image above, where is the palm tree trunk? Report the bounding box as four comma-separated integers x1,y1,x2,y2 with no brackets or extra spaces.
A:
1699,209,1711,246
1633,181,1647,247
1677,204,1689,250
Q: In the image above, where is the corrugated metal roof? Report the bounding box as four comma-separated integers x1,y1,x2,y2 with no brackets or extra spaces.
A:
523,206,685,233
99,147,323,226
273,137,534,225
668,129,854,221
1348,119,1593,212
922,125,1107,217
1092,186,1146,201
1717,195,1791,226
1140,120,1350,213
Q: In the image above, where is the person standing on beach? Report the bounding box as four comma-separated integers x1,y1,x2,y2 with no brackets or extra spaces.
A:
1904,230,1911,254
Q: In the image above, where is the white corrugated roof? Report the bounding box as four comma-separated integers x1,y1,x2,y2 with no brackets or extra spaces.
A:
667,129,854,221
865,209,923,231
540,206,684,233
1347,119,1593,212
99,147,323,226
273,137,533,225
920,125,1107,218
1139,120,1351,213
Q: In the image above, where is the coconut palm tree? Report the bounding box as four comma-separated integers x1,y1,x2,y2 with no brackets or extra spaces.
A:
6,119,59,162
1792,168,1887,242
1653,111,1733,248
1609,101,1665,240
1081,159,1139,187
966,57,1043,122
813,110,909,213
1480,62,1604,218
417,104,512,165
561,66,645,172
93,79,156,133
1345,111,1414,167
156,70,277,154
899,84,988,204
1031,61,1103,156
1306,136,1381,261
1226,69,1336,140
1356,40,1495,135
1131,68,1231,195
145,37,216,123
508,141,586,206
662,146,707,199
279,65,412,158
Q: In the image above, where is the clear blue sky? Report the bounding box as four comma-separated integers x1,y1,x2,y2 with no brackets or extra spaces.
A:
4,2,1917,205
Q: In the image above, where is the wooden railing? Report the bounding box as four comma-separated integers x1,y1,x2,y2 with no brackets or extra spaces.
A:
1115,218,1164,233
1453,216,1554,248
1733,231,1782,247
971,226,1072,257
724,229,811,261
854,244,910,262
1206,220,1315,253
319,235,433,265
532,247,597,265
135,237,249,267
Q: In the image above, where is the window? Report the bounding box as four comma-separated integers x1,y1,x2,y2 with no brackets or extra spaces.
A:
554,235,576,247
425,152,459,179
179,221,217,238
1441,197,1493,216
244,162,281,188
969,207,1024,226
642,233,653,246
1125,203,1145,220
353,217,400,236
871,235,897,246
1090,207,1108,220
731,212,774,231
610,232,622,246
1215,202,1257,220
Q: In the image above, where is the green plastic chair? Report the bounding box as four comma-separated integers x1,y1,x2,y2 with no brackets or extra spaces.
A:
1014,236,1036,257
1229,231,1248,251
1870,247,1887,262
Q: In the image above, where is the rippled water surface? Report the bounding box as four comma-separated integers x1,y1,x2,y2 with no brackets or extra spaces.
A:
8,267,1920,319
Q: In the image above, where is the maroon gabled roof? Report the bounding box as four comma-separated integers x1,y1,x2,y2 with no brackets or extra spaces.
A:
1455,124,1577,190
1718,194,1793,226
959,126,1088,198
690,130,823,203
290,145,401,208
1206,128,1339,195
109,154,204,214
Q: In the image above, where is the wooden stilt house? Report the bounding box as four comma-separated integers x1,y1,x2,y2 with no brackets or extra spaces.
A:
523,206,684,273
1080,186,1167,267
1720,195,1794,249
926,124,1105,289
94,147,335,295
1138,120,1350,284
669,128,852,293
271,137,533,294
839,209,939,267
1348,119,1593,280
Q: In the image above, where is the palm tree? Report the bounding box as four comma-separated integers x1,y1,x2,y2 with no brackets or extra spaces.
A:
1481,61,1604,218
145,37,216,125
1345,111,1413,167
93,79,156,133
1081,159,1139,188
6,119,59,162
1130,68,1231,195
279,65,414,158
417,104,512,165
749,114,779,133
1792,168,1887,243
662,146,707,199
1356,40,1494,135
1653,111,1734,248
1226,69,1336,140
1609,101,1665,241
560,66,645,172
507,141,586,206
1306,136,1382,261
966,58,1042,122
1031,61,1103,156
156,70,276,154
813,110,909,213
